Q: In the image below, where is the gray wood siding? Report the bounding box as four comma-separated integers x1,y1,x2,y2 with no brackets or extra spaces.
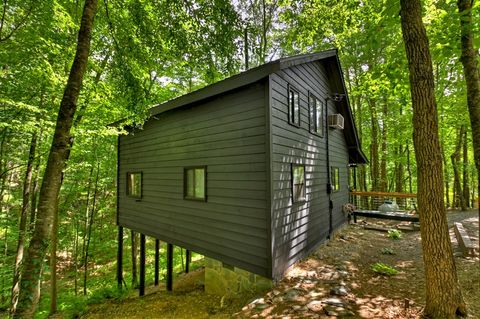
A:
269,61,350,279
118,82,269,277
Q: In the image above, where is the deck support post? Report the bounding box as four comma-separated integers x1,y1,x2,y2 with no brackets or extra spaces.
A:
117,226,123,289
185,249,191,273
139,234,146,296
154,239,160,286
166,243,173,291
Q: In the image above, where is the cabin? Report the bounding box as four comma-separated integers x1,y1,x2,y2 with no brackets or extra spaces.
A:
116,49,367,290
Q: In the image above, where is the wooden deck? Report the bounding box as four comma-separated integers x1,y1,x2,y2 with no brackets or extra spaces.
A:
353,210,419,223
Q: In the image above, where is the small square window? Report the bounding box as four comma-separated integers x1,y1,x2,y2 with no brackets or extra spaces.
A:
331,167,340,192
184,167,206,201
292,164,306,202
309,93,324,136
288,85,300,127
127,172,142,198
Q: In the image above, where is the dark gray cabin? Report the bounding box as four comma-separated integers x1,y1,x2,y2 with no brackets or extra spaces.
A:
117,49,367,280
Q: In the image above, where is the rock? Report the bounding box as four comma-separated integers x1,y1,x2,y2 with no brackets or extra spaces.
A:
337,270,349,277
284,288,302,301
321,298,346,307
330,286,348,296
306,300,324,312
292,305,303,311
324,305,355,317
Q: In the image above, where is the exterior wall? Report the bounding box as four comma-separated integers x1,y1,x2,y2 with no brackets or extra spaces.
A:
269,61,350,279
118,82,269,277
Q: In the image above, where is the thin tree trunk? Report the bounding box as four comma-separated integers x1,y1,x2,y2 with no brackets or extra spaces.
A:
12,0,98,317
74,219,79,296
11,131,37,311
80,163,95,295
399,0,467,317
83,162,100,295
380,100,388,192
49,198,59,315
368,99,380,191
442,143,451,208
451,126,466,210
457,0,480,220
131,230,138,288
28,148,41,232
406,142,413,194
463,128,470,207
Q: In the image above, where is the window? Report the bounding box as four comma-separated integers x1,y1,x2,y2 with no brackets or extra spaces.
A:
292,164,306,202
288,85,300,126
331,167,340,192
184,167,206,200
127,172,142,198
309,93,324,136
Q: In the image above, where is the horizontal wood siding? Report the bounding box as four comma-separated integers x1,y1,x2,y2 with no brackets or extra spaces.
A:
118,82,269,277
270,61,350,279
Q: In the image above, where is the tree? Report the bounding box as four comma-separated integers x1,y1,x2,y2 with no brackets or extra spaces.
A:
12,0,98,316
457,0,480,217
399,0,467,317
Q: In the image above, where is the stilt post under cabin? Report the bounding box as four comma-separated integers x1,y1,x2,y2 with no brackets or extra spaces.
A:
117,226,123,289
185,249,191,273
139,234,146,296
166,243,173,291
154,239,160,286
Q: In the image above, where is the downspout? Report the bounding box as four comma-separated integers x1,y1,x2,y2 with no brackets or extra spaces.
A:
325,94,344,239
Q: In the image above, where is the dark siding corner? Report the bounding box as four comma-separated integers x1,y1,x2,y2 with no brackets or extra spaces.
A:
270,61,350,279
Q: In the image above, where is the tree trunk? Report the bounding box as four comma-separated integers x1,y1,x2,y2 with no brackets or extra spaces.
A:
83,162,100,295
399,0,467,317
49,197,59,315
11,130,37,311
368,99,380,191
451,126,466,210
406,142,413,194
457,0,480,219
131,230,138,288
463,128,470,207
12,0,98,317
442,143,451,208
380,100,388,192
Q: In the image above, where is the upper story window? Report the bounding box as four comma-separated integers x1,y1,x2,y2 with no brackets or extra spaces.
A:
292,164,306,202
309,93,324,136
331,167,340,192
184,167,206,201
127,172,142,198
288,85,300,127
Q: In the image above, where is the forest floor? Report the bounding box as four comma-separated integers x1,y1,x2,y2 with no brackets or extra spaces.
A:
82,209,479,319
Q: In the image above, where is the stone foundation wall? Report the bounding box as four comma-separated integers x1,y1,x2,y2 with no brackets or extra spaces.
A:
204,257,272,297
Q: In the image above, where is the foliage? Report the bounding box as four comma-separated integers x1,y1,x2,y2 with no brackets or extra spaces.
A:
0,0,477,317
387,229,402,240
371,262,399,276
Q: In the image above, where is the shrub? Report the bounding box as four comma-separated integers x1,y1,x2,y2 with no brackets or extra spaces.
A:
371,262,399,276
387,229,402,240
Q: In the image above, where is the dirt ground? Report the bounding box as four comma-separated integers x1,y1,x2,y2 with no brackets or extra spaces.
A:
83,210,479,319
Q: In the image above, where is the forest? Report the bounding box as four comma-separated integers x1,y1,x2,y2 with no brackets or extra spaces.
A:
0,0,478,318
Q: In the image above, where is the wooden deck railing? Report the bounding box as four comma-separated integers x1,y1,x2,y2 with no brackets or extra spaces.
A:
349,190,417,211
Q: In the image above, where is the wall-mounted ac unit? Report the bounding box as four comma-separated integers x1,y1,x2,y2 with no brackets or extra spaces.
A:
328,114,344,129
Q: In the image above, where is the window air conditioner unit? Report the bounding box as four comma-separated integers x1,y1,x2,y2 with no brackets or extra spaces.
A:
328,114,344,129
